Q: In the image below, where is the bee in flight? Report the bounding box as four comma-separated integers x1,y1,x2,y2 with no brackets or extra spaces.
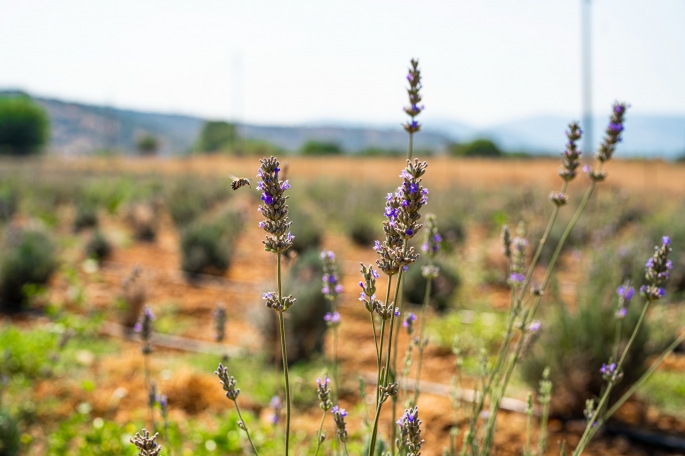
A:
229,175,251,191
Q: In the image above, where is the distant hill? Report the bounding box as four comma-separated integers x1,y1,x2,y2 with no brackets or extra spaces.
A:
0,91,452,156
2,91,684,159
429,114,685,159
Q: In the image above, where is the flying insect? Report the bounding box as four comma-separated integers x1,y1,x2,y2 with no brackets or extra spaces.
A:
229,175,251,190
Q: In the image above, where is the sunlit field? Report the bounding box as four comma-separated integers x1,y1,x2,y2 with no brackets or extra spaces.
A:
2,152,685,455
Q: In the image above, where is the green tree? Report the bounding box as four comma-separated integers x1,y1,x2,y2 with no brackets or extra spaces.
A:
136,133,159,156
0,95,49,155
449,138,502,157
300,140,343,156
196,121,237,152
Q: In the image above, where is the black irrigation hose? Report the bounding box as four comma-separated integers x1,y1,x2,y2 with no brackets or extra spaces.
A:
605,422,685,453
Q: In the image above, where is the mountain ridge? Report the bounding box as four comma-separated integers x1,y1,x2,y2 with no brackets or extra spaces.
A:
3,91,684,159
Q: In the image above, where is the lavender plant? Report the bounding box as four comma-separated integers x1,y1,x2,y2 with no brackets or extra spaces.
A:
257,156,295,455
135,306,155,431
391,58,425,450
367,157,428,455
571,237,675,455
314,376,332,456
467,105,631,456
321,250,343,402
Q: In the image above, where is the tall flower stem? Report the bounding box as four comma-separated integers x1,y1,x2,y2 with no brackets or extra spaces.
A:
375,277,394,408
235,402,260,455
143,354,155,431
407,132,414,160
412,276,432,406
314,410,327,456
368,268,404,456
277,253,291,456
332,324,339,403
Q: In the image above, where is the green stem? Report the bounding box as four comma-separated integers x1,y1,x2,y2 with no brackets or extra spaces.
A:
539,398,550,455
236,402,260,455
412,276,433,406
314,410,327,456
407,132,414,161
385,269,405,456
371,312,380,361
525,411,531,456
368,268,404,456
333,325,339,403
527,179,598,325
464,193,563,450
572,300,652,455
613,318,623,364
277,253,291,456
375,277,393,408
143,353,155,432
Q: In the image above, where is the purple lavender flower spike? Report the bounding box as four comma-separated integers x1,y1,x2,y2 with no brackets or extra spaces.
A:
257,156,294,254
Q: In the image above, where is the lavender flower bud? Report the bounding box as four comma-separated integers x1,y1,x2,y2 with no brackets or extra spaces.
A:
135,306,155,354
379,382,399,403
331,405,348,442
257,156,294,254
130,429,162,456
316,376,332,411
508,234,528,287
403,59,424,134
215,363,240,401
213,302,226,343
157,394,168,421
270,395,282,425
323,311,341,327
600,361,622,382
583,164,607,182
321,250,342,301
558,122,583,181
396,406,424,456
421,213,441,259
617,285,635,302
596,102,630,163
549,191,568,207
421,264,440,280
640,236,673,301
148,380,157,410
262,291,296,312
402,312,417,335
501,225,512,259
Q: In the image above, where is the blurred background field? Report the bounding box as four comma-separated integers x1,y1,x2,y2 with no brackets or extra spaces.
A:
3,0,685,454
1,152,685,455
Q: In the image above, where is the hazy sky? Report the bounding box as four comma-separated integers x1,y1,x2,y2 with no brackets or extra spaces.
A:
2,0,684,127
